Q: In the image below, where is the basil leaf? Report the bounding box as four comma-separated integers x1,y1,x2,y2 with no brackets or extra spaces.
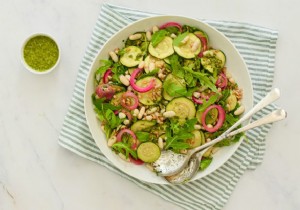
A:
151,30,168,47
164,82,187,97
173,32,189,47
200,157,213,171
169,54,185,78
198,93,220,112
135,131,150,142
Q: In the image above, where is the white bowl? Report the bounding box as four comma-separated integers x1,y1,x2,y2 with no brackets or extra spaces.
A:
84,16,253,184
21,33,60,75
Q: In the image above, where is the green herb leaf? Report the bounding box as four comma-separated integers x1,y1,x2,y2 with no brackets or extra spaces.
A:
183,67,218,92
198,93,220,112
173,32,189,47
200,157,213,171
139,68,159,79
151,30,168,47
135,131,150,142
163,81,187,97
112,142,137,159
96,60,113,75
169,54,185,78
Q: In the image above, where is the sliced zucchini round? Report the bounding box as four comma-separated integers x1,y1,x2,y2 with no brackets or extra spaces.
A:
226,94,237,111
120,46,143,67
137,142,161,163
201,49,226,73
186,130,203,148
136,77,162,105
166,97,196,121
173,33,201,59
148,36,174,59
110,92,124,106
131,120,156,132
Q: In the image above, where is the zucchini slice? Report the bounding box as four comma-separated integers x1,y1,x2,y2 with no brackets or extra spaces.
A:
120,46,143,67
173,33,201,59
166,97,196,121
148,36,174,59
186,130,204,148
137,142,161,163
201,49,226,73
131,120,156,132
110,92,124,106
136,77,162,105
226,94,237,111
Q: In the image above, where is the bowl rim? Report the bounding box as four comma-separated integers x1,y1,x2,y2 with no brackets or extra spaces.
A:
84,15,253,184
21,33,60,75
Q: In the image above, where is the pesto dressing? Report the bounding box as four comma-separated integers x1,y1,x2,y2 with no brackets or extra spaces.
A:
23,35,59,72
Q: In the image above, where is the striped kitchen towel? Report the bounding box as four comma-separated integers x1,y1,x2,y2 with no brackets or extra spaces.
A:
58,3,278,210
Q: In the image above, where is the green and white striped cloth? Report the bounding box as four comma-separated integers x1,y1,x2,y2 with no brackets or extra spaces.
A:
58,3,278,210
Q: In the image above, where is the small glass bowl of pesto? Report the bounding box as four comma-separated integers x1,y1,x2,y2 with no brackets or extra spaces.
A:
21,33,60,74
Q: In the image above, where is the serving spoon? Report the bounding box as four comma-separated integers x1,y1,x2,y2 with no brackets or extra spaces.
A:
165,109,287,184
153,88,281,176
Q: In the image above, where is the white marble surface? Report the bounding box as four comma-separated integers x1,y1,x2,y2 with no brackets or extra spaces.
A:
1,0,299,209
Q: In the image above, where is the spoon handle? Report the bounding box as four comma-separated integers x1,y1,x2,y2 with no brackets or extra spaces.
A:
189,88,281,155
227,109,287,137
223,88,280,135
191,109,286,155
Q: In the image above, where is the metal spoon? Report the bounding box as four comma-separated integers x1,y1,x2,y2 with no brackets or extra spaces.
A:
165,109,287,184
153,88,281,176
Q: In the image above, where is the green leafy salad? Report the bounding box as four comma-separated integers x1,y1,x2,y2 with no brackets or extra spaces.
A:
92,21,244,171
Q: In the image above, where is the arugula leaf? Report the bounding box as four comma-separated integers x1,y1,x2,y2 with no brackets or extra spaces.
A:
96,60,113,75
200,157,213,171
185,72,197,87
139,68,159,79
183,67,218,92
173,32,189,47
169,54,184,78
163,81,187,97
135,131,150,142
111,62,127,84
182,118,198,132
112,142,137,159
226,113,239,126
198,93,220,112
165,135,191,151
151,30,168,47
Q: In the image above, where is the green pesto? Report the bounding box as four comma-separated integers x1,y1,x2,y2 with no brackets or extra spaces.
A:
23,35,59,71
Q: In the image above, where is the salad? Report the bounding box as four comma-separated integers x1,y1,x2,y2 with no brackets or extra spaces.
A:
92,22,244,171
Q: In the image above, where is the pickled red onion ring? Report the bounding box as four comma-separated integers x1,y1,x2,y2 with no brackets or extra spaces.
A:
116,129,137,149
159,22,182,32
121,92,139,110
201,105,225,133
216,73,227,89
103,68,112,84
130,68,155,93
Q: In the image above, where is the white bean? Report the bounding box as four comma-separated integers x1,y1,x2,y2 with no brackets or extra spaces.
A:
158,138,164,150
138,107,146,119
193,92,201,98
191,39,201,52
123,119,130,125
181,36,189,44
149,62,155,71
109,51,118,62
145,115,153,121
152,25,159,33
129,33,142,40
125,74,131,80
138,61,145,69
146,31,152,41
119,75,130,86
170,33,177,38
234,105,245,115
133,109,139,116
146,107,158,114
107,136,117,147
194,124,202,130
118,112,126,119
163,111,176,118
